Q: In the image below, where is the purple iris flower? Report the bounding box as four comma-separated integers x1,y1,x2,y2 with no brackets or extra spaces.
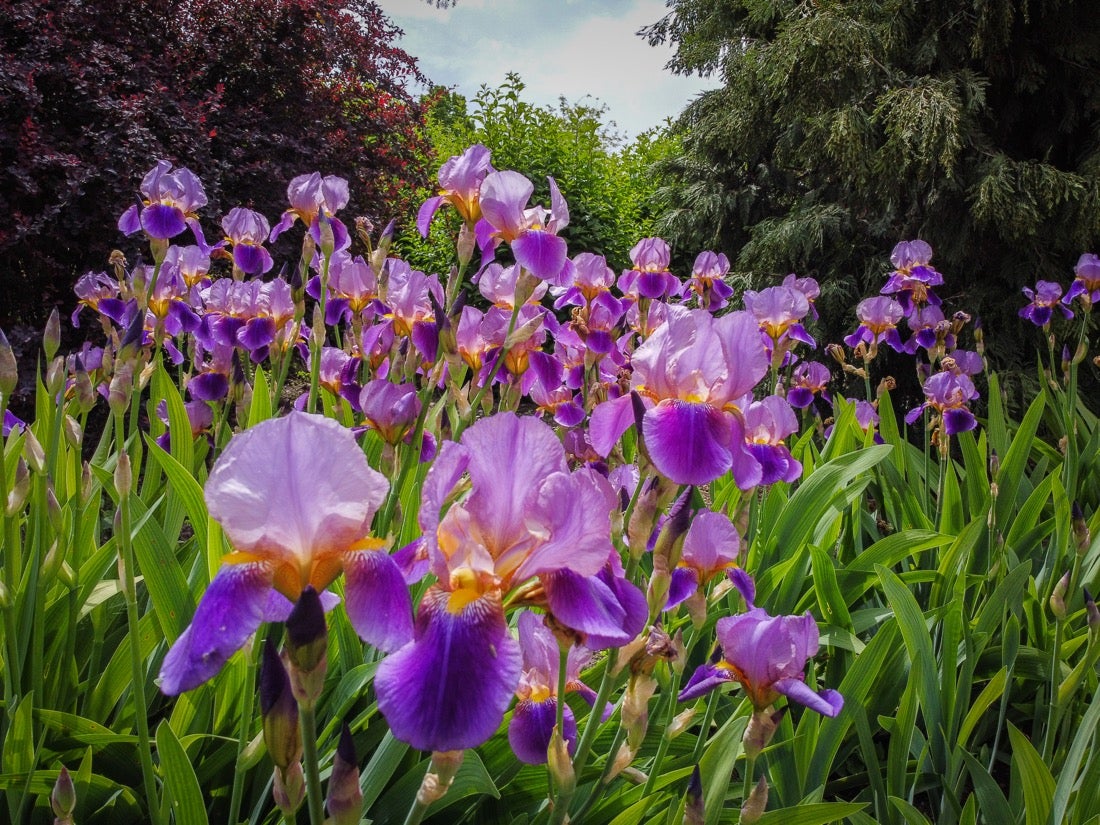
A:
844,296,905,354
3,409,26,437
679,608,843,717
552,252,617,309
478,262,548,308
380,259,444,365
743,285,816,358
118,160,208,247
786,361,831,409
1064,253,1100,309
159,413,412,694
743,395,802,485
783,273,821,320
528,351,585,428
591,306,768,487
508,612,605,764
905,370,979,435
417,144,495,235
665,510,741,615
618,237,682,300
882,239,943,314
687,251,734,311
165,244,212,289
1020,281,1071,326
359,379,422,446
375,413,643,753
219,207,274,275
477,170,570,282
268,172,351,252
154,398,214,450
309,251,381,326
72,271,127,328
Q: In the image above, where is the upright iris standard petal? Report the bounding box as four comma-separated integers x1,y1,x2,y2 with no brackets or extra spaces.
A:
204,412,387,597
159,562,274,695
375,588,521,752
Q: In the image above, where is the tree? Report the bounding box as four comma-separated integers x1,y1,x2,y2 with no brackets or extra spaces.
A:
0,0,433,327
399,74,678,275
643,0,1100,368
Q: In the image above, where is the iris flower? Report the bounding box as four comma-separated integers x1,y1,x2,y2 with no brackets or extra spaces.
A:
477,170,571,282
219,207,274,275
118,160,209,247
1064,253,1100,309
509,611,605,764
1020,280,1071,327
416,143,494,234
679,608,843,717
375,412,643,752
268,172,351,252
904,370,979,435
159,413,412,694
591,306,768,487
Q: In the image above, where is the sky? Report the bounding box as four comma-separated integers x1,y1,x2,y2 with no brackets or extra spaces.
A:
373,0,719,141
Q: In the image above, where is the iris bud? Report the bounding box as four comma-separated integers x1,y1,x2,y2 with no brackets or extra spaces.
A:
273,761,305,817
285,586,328,708
1050,571,1070,621
326,723,363,825
43,309,61,361
740,776,769,825
416,750,464,807
51,765,76,824
259,638,300,770
684,765,704,825
1072,502,1090,556
0,328,18,398
547,725,575,796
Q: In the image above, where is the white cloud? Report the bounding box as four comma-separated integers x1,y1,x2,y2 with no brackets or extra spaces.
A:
375,0,717,139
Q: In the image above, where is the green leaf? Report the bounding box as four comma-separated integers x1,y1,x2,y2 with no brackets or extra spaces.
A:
1051,680,1100,825
145,436,208,553
1007,722,1053,825
156,720,209,825
960,749,1013,824
956,667,1007,746
128,493,194,643
248,366,271,426
995,389,1045,529
700,711,749,825
755,802,867,824
889,796,933,825
877,566,944,772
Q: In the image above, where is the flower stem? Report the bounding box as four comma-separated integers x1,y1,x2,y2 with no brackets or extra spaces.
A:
299,703,325,825
114,411,163,825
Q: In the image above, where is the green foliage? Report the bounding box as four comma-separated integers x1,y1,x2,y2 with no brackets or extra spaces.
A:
644,0,1100,368
396,74,679,274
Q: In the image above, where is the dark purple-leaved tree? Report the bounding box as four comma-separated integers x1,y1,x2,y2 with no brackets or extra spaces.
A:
0,0,433,327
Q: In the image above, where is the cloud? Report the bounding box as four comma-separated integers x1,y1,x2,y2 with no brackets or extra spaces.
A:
376,0,717,138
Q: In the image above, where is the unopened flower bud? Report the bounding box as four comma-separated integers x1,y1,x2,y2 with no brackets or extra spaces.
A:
285,586,328,708
23,428,46,474
456,223,477,266
743,707,786,758
273,761,305,817
63,415,83,449
0,580,9,609
326,723,363,825
46,486,63,534
826,343,846,365
740,775,769,824
1072,502,1090,555
684,765,704,825
1086,589,1100,633
1050,571,1070,620
45,358,66,398
668,707,697,740
108,362,134,415
0,329,18,398
7,458,30,515
547,725,576,796
114,452,132,498
416,750,464,806
42,310,61,362
318,213,336,258
621,671,658,751
51,765,76,824
42,540,63,582
260,638,300,770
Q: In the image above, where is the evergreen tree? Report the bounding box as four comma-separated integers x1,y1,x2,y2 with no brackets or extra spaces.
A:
643,0,1100,368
